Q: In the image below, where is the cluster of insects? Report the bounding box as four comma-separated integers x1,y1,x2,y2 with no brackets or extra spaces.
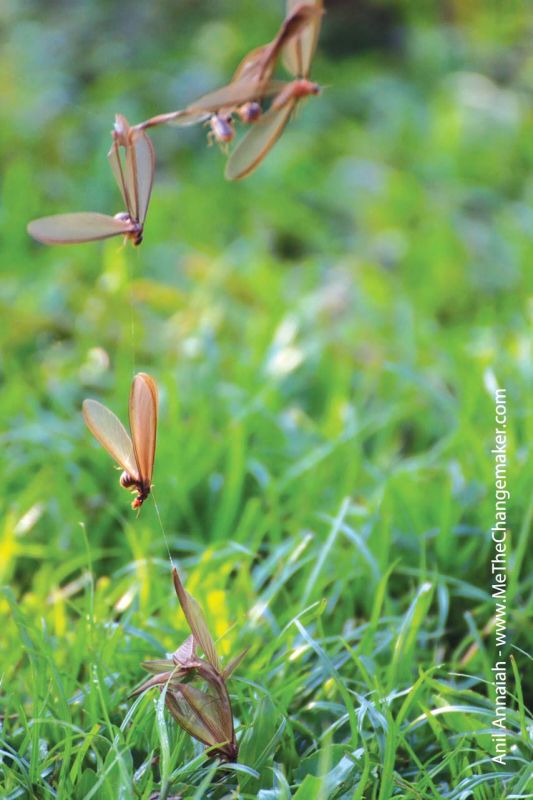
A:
27,0,323,248
26,2,323,763
27,1,323,513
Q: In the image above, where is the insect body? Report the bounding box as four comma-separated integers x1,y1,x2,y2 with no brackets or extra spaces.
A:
208,113,235,146
237,101,262,123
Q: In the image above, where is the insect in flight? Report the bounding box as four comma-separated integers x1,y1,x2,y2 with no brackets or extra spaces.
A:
82,372,158,510
27,114,155,246
225,0,323,180
134,3,321,147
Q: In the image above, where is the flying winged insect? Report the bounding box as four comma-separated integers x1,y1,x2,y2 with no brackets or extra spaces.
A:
225,0,323,180
227,2,321,124
82,372,158,510
135,3,320,147
27,115,155,246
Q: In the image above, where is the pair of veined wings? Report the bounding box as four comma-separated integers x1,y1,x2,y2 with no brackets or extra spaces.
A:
108,114,154,230
27,115,155,245
225,0,323,181
82,372,158,487
282,0,322,80
164,681,233,756
222,1,320,96
136,2,321,131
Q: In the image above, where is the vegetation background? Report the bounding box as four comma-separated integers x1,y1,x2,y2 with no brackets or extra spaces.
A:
1,0,532,797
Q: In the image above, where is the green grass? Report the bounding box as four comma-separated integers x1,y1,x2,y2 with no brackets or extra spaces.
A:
1,1,532,797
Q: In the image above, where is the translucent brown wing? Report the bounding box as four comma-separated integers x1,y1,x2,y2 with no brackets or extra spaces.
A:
27,213,135,244
186,78,287,115
134,108,211,130
107,140,130,212
108,115,135,216
282,0,323,77
225,99,296,181
232,6,320,85
82,399,139,479
222,648,248,681
165,109,212,127
176,683,228,743
232,44,276,85
135,80,287,132
172,568,221,671
129,129,155,224
165,691,217,748
273,4,322,76
129,372,158,484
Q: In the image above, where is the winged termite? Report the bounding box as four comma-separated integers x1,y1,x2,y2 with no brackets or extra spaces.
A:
225,0,323,180
132,569,244,762
134,3,320,147
82,372,158,510
27,114,155,246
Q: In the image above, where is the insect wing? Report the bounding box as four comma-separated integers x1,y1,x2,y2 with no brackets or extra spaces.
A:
108,140,130,211
176,683,228,743
108,114,134,211
283,0,323,77
225,99,296,181
232,44,276,85
232,6,320,86
128,129,155,224
129,372,158,485
274,4,322,71
28,212,134,244
187,79,287,115
165,691,218,749
82,399,139,479
135,108,211,130
165,109,211,127
172,568,221,671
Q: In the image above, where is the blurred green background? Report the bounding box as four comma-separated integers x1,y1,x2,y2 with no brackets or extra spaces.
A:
1,1,532,797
